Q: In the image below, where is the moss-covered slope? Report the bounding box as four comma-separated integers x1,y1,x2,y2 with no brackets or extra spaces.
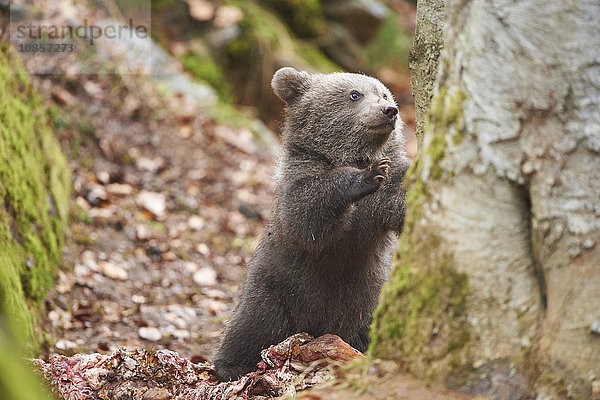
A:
0,42,70,349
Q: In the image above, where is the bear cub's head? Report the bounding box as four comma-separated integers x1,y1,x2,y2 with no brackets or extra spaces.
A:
272,67,403,165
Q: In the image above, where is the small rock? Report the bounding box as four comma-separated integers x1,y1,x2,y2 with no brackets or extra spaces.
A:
74,264,90,277
160,325,176,337
188,215,205,231
132,295,146,304
591,316,600,335
167,304,196,320
178,125,193,139
106,183,134,196
162,251,177,261
56,271,74,295
136,157,165,173
86,185,108,207
88,206,116,219
193,267,217,286
183,261,199,273
136,224,151,240
138,327,162,342
96,170,110,184
196,243,210,256
137,191,166,217
52,87,77,106
83,80,103,98
48,309,72,328
55,339,78,350
165,313,187,329
76,196,91,211
200,298,228,314
172,330,190,340
98,261,128,281
81,250,99,271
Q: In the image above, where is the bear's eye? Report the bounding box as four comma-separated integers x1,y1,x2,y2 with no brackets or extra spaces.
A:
350,91,361,101
383,93,388,100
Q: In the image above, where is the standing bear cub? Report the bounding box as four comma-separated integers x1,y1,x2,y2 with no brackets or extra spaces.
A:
213,68,410,381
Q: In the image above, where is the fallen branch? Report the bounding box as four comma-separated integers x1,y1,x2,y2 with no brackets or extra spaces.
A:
33,333,362,399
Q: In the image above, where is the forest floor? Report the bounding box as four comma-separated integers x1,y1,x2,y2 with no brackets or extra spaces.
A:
33,55,474,400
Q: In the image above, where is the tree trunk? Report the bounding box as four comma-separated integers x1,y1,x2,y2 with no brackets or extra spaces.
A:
370,0,600,399
408,0,444,144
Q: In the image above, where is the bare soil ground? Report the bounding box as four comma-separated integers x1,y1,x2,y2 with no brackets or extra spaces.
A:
300,360,477,400
39,72,274,362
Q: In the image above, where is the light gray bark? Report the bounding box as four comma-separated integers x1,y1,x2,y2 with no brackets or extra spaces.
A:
408,0,445,144
394,0,600,398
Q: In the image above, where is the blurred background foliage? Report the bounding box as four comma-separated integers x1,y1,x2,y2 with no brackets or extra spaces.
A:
150,0,416,139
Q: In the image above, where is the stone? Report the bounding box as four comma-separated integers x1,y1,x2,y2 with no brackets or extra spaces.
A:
98,261,128,281
137,191,166,217
193,267,217,286
188,215,205,231
106,183,134,196
138,327,162,342
136,157,165,173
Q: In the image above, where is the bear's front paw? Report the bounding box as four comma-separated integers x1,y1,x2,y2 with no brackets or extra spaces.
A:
368,157,390,184
349,158,391,202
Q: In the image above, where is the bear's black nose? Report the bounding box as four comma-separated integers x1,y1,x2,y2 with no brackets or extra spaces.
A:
382,105,398,121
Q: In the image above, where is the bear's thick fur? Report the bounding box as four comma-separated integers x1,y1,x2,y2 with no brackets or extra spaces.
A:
213,68,410,380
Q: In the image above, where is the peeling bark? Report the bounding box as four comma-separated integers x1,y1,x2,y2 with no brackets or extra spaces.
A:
373,0,600,398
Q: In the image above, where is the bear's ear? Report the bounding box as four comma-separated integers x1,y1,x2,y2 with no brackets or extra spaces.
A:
271,67,311,105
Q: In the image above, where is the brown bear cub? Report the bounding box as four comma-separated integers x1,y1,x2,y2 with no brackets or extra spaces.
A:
213,68,410,381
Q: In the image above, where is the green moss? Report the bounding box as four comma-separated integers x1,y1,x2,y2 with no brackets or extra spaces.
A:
206,101,254,130
399,87,466,216
150,0,173,11
421,87,467,180
259,0,325,38
224,0,338,72
428,133,447,179
369,84,471,381
364,11,414,72
180,51,232,101
0,329,51,400
369,232,471,376
452,130,464,146
294,42,339,73
440,87,466,149
537,372,568,397
429,87,466,134
0,43,70,351
223,2,270,66
0,250,32,348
